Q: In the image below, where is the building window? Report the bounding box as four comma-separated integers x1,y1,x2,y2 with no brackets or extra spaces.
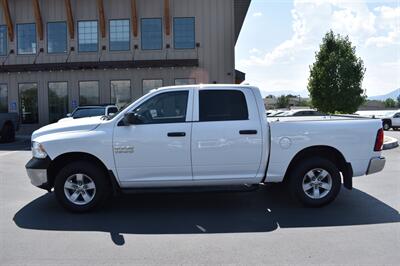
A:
0,84,7,113
17,24,37,55
78,21,98,52
48,82,68,123
199,90,249,122
175,78,196,85
47,22,67,54
19,83,39,124
109,20,130,51
0,26,7,56
79,81,99,105
174,18,195,49
142,79,163,95
111,80,131,109
141,18,162,50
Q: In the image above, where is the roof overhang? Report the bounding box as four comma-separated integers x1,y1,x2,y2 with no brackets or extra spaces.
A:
234,0,251,44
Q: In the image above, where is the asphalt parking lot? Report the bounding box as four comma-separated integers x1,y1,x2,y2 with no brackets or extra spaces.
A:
0,132,399,265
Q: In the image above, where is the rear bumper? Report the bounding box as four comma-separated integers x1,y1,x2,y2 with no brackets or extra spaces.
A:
366,156,386,175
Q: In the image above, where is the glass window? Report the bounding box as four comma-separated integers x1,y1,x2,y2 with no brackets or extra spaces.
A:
0,84,7,113
141,18,162,50
19,83,38,124
142,79,163,95
78,21,98,52
175,78,196,85
111,80,131,109
17,24,37,55
199,90,248,122
48,82,68,123
72,107,105,118
0,26,7,56
47,22,67,54
174,18,195,49
133,91,189,124
79,81,99,105
109,20,130,51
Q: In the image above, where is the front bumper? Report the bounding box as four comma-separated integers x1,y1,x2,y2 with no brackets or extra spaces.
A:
366,156,386,175
25,157,52,190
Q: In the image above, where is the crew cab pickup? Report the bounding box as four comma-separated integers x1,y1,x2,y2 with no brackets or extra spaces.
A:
26,85,386,212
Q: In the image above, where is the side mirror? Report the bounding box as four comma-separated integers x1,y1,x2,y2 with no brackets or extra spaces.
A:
66,113,72,117
123,112,143,125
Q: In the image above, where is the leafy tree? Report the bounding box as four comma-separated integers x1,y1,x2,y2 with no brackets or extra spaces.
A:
276,95,289,108
384,98,396,108
397,94,400,108
308,30,366,114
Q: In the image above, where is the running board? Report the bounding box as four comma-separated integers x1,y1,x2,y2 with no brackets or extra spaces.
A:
119,184,260,194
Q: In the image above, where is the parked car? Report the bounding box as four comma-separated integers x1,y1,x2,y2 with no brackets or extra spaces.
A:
275,109,326,117
26,85,385,212
381,110,400,131
0,113,19,143
58,105,118,123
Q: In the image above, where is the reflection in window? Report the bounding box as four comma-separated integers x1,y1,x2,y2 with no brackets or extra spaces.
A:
48,82,68,123
0,84,7,113
17,24,37,54
142,79,163,95
175,78,196,85
110,20,130,51
0,26,7,56
141,18,162,50
78,21,98,52
47,22,67,53
19,83,38,124
174,18,195,49
133,91,189,124
111,80,131,109
79,81,99,105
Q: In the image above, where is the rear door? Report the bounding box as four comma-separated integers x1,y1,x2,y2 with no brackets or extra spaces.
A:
191,88,263,181
392,112,400,127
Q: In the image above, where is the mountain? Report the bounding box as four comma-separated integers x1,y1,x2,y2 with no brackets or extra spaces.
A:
260,89,309,98
368,89,400,101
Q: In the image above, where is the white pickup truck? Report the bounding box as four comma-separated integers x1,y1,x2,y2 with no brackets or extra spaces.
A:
26,85,386,212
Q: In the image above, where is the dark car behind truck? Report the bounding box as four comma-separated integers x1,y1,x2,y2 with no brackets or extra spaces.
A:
0,113,19,142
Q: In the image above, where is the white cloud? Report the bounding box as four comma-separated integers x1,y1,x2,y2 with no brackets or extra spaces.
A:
366,6,400,47
253,12,263,17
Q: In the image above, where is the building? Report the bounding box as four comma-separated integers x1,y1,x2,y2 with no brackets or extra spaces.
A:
0,0,250,133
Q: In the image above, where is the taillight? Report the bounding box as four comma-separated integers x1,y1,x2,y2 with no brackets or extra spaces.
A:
374,128,384,151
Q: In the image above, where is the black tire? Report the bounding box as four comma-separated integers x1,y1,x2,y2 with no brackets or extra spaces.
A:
54,161,111,212
0,122,15,143
383,121,391,131
288,157,341,207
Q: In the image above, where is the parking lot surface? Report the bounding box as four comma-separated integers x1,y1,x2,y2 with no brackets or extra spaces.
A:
0,132,399,265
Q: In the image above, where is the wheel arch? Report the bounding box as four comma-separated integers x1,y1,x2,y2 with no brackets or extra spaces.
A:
47,152,119,191
284,145,353,189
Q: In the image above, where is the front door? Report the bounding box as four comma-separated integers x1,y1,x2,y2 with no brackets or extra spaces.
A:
113,90,193,184
392,112,400,127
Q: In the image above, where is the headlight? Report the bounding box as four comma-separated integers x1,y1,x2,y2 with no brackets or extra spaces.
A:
32,142,47,159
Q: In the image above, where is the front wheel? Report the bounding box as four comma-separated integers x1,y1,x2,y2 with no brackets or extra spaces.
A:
54,162,110,212
288,157,341,207
383,122,391,131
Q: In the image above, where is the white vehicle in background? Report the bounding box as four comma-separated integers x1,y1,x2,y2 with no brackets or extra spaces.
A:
58,105,119,123
26,85,385,212
381,110,400,131
276,109,326,117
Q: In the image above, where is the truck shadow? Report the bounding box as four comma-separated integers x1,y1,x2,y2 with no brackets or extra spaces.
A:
13,185,400,246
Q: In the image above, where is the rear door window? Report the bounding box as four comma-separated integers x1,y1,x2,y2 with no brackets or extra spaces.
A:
199,90,248,122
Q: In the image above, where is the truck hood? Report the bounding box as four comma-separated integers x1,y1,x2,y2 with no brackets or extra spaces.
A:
32,116,104,140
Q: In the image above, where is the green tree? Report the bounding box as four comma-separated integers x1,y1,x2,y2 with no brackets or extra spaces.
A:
384,98,396,108
397,94,400,108
308,30,366,114
276,95,289,108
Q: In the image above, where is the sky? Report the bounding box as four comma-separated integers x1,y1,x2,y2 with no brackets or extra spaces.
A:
235,0,400,97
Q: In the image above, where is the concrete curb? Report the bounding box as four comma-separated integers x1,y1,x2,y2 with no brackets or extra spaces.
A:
383,136,399,150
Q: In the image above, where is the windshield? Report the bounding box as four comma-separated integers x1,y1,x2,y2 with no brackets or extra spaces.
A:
73,108,105,118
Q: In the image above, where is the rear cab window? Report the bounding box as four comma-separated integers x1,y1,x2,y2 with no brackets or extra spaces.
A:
199,90,249,122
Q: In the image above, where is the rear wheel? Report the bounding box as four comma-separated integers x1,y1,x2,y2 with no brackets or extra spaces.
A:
54,161,111,212
383,121,391,131
288,157,341,207
0,122,15,143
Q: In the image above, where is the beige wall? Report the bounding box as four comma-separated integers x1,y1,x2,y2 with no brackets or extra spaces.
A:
0,0,238,132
